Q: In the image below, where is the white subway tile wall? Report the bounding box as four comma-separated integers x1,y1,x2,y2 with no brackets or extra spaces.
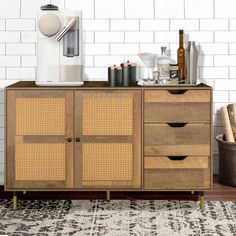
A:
95,0,124,19
111,20,139,31
230,67,236,78
185,0,214,19
215,0,236,18
0,0,235,183
0,20,5,30
155,0,184,19
125,0,154,19
0,0,20,18
6,43,35,55
6,19,35,31
170,19,199,31
0,68,5,78
200,19,228,31
141,19,169,31
83,20,109,31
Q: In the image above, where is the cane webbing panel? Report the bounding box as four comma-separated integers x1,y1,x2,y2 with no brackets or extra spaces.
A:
83,97,133,135
15,143,66,181
15,98,65,135
82,143,133,181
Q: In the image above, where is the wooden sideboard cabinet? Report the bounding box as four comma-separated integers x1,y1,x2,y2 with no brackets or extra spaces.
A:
144,89,211,190
4,81,212,209
5,87,141,190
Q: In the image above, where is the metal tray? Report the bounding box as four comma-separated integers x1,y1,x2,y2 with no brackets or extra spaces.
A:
137,79,201,87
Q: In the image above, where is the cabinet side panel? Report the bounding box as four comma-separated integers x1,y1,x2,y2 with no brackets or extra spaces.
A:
133,91,142,189
5,90,16,189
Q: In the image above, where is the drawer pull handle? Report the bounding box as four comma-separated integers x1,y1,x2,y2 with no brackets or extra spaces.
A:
167,90,187,95
167,156,187,161
167,122,187,127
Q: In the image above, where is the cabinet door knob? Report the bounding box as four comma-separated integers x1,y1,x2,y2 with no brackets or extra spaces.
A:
75,137,80,142
67,137,72,142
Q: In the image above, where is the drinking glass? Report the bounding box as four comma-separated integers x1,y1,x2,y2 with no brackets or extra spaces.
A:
138,53,156,84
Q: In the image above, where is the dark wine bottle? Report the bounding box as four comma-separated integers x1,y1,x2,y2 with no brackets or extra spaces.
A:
177,29,185,84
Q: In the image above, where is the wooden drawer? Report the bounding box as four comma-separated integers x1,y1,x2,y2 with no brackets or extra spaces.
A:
144,123,210,156
144,89,210,103
144,89,211,123
144,156,210,190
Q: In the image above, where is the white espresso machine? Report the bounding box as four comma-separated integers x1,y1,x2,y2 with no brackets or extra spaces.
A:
36,4,83,86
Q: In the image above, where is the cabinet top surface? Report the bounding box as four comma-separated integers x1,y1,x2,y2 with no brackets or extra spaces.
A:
5,81,212,90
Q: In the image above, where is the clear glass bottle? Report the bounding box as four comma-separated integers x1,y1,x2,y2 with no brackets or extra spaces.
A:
157,46,172,84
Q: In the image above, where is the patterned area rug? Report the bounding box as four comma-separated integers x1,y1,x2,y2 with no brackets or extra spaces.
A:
0,200,235,235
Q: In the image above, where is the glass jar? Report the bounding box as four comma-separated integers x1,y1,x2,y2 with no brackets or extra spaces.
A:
157,47,172,84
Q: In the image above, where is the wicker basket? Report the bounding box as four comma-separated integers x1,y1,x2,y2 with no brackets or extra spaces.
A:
216,134,236,187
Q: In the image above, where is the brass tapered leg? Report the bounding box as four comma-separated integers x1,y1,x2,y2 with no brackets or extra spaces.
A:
199,192,204,210
13,192,17,210
106,191,110,201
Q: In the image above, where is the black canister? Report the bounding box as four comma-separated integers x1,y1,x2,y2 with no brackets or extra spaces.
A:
115,66,122,86
128,61,136,86
108,65,122,87
108,65,116,87
121,62,129,86
120,61,136,86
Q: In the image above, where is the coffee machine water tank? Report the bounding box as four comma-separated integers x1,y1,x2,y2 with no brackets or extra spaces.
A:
36,4,83,86
63,28,79,57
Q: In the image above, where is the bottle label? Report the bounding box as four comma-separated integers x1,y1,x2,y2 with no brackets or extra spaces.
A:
158,63,170,78
170,65,178,79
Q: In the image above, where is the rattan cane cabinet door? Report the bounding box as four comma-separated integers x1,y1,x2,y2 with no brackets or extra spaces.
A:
74,90,141,189
6,90,74,189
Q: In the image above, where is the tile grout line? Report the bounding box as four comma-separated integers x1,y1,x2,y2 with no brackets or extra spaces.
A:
213,0,215,19
124,0,126,19
153,0,155,19
94,0,95,18
20,0,22,70
20,0,21,19
183,0,185,19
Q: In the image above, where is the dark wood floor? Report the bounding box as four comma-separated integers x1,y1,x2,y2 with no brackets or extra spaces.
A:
205,176,236,201
0,176,235,201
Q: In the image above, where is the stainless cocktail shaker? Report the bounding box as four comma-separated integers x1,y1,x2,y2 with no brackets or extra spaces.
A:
185,41,198,84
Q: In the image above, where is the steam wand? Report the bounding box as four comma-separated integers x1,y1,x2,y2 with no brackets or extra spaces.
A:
56,18,77,41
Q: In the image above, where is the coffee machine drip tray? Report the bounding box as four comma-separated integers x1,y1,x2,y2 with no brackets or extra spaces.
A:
36,81,84,86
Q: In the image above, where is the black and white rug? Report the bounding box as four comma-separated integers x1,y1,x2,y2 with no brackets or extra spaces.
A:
0,200,235,235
